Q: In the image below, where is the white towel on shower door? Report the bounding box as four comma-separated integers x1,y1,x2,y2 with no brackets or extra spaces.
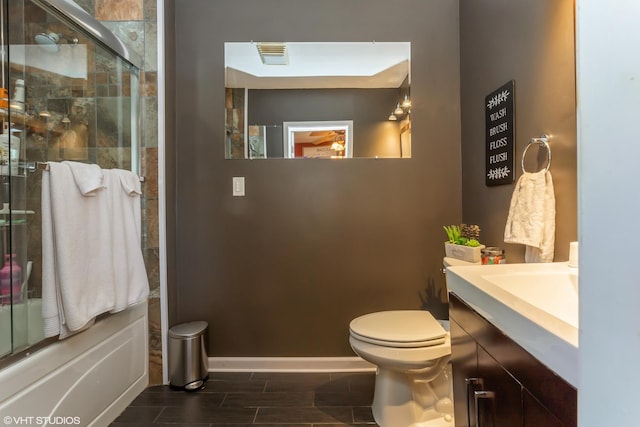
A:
503,170,556,262
42,163,149,339
102,169,149,312
41,162,116,338
62,160,105,196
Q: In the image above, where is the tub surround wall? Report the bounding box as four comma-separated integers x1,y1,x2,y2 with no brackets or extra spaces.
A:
170,0,461,357
459,0,577,263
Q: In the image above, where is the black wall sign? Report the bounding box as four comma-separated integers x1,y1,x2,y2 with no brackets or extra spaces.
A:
485,80,515,186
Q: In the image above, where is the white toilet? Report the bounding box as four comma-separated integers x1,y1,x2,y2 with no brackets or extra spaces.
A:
349,257,477,427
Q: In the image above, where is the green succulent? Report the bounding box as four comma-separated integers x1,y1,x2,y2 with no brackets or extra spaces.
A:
444,225,482,247
443,225,462,243
466,239,481,247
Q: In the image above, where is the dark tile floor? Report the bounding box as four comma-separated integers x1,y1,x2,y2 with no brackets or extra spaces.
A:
110,372,379,426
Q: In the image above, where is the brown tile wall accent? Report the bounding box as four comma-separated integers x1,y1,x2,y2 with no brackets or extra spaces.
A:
79,0,161,384
147,297,163,385
95,0,143,21
142,147,158,197
141,72,158,97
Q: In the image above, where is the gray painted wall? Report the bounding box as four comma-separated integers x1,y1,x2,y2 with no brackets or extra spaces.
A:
460,0,577,262
171,0,461,356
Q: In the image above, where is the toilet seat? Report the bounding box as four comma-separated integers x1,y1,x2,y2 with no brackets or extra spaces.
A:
349,310,447,348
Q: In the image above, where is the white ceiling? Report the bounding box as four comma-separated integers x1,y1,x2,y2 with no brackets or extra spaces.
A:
225,42,410,89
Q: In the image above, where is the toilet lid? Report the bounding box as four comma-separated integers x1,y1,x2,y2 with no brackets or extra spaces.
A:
349,310,447,348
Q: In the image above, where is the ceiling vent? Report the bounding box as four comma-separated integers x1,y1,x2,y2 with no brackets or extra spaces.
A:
256,42,289,65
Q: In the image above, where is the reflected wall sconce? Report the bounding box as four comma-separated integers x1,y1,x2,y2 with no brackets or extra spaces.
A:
388,95,411,120
331,141,345,151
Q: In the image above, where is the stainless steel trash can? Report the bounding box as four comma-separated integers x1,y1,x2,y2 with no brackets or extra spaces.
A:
168,321,209,391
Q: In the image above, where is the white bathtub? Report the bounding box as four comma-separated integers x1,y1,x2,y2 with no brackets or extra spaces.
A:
0,298,45,356
0,301,148,426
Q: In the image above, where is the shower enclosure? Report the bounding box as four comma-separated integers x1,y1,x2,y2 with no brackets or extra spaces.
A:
0,0,140,362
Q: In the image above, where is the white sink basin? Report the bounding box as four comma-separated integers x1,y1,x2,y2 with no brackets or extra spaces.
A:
482,270,579,328
446,262,578,387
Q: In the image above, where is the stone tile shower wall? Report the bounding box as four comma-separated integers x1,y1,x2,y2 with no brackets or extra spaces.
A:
57,0,161,384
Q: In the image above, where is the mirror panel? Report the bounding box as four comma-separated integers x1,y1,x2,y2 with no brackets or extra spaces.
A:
224,42,411,159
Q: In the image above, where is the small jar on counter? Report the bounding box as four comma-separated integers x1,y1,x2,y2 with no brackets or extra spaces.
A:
481,247,506,265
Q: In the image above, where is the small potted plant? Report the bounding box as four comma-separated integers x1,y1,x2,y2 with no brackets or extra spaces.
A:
443,224,485,263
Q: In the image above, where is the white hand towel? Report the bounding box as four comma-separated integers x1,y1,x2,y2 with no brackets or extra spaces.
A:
113,168,142,196
41,165,58,337
62,160,105,196
504,170,556,262
102,169,149,312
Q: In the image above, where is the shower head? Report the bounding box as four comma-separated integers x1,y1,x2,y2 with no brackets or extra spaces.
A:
35,32,61,52
34,32,79,53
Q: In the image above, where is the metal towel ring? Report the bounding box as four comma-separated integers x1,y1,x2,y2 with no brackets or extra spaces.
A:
521,134,551,173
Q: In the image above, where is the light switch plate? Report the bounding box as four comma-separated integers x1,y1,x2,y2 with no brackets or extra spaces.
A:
232,177,245,196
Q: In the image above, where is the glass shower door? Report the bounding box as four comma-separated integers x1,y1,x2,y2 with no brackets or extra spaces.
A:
0,0,29,359
0,0,140,361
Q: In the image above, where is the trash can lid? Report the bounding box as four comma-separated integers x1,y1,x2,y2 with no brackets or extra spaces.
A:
169,321,208,338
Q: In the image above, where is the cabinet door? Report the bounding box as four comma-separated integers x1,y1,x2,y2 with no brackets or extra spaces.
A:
451,318,479,427
476,346,523,427
523,390,565,427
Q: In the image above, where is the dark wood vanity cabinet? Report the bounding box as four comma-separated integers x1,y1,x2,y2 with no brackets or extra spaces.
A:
449,293,576,427
522,390,566,427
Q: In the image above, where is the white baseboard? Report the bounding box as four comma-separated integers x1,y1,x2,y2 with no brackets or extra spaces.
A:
208,356,376,373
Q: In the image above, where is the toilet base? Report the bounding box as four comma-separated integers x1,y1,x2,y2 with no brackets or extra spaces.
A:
371,362,455,427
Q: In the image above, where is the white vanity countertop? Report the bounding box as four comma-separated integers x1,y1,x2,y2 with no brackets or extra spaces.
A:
446,262,578,388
